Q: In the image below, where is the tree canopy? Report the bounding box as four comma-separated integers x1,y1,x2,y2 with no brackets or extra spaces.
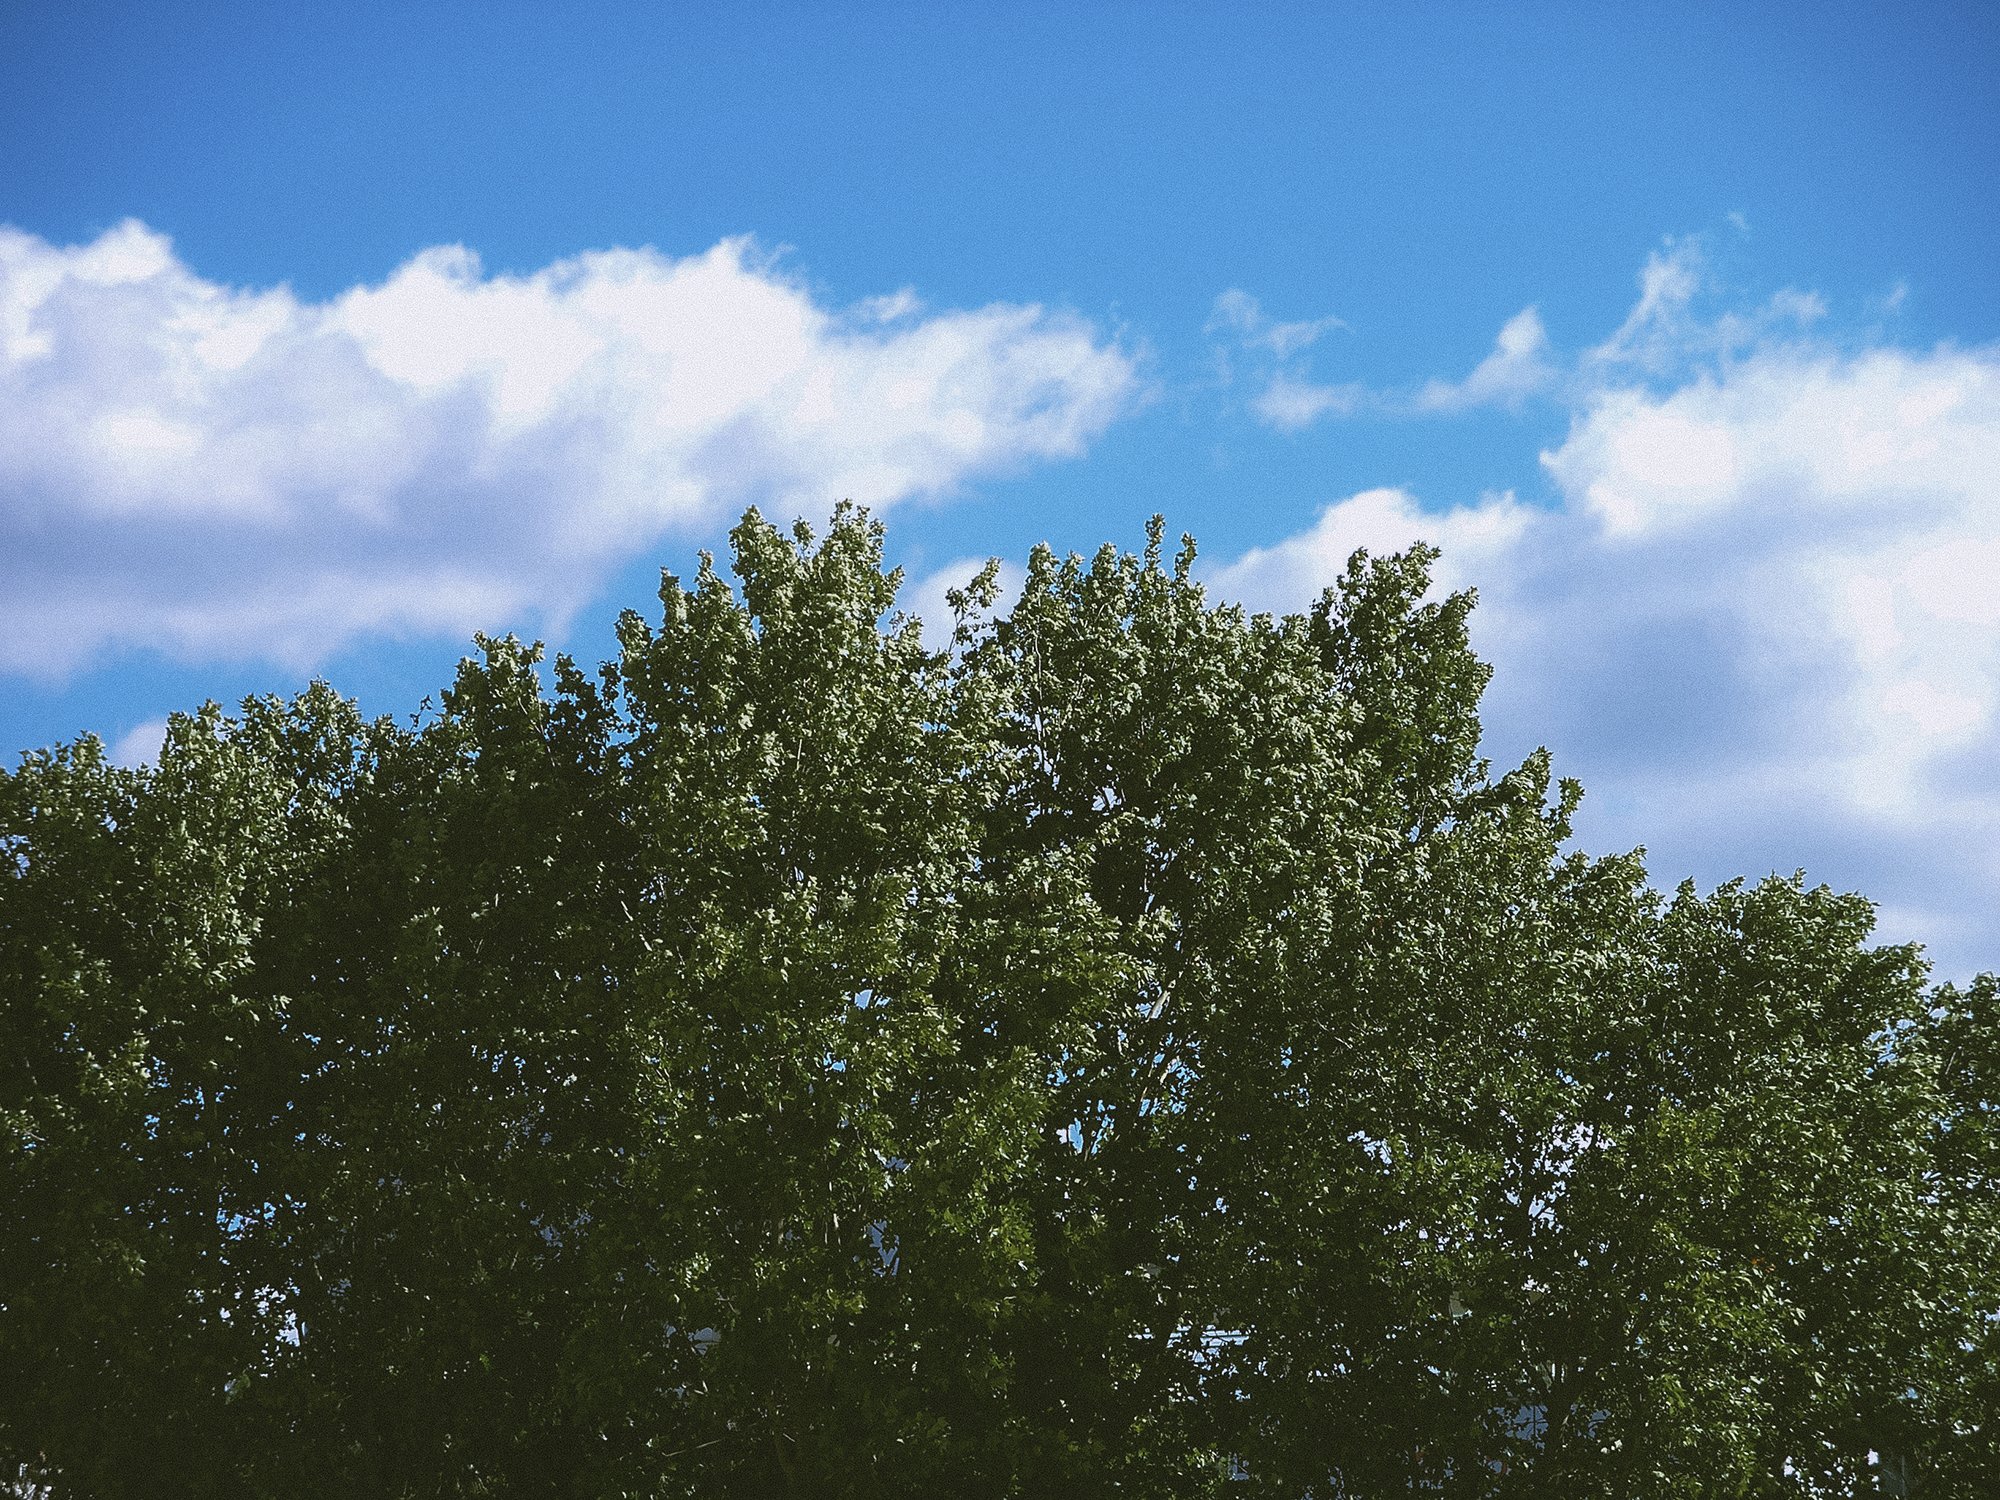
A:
3,507,1996,1497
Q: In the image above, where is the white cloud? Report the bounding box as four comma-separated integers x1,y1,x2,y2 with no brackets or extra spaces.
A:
1207,289,1363,431
1209,486,1534,608
1586,239,1830,377
0,220,1138,675
1586,241,1704,371
1250,374,1361,432
1210,248,2000,979
1212,288,1555,430
1536,344,2000,824
109,716,169,768
1207,289,1346,359
1414,307,1555,412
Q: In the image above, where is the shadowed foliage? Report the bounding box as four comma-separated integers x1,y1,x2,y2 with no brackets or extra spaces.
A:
4,507,1995,1497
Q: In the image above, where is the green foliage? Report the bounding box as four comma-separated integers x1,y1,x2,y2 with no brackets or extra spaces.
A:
3,506,1994,1497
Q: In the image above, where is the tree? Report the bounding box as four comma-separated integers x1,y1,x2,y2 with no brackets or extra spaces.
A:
3,506,1994,1496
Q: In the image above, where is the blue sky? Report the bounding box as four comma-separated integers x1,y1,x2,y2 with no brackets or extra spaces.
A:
4,1,1999,975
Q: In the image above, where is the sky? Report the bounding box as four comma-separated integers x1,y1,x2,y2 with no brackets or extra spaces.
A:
4,1,1999,977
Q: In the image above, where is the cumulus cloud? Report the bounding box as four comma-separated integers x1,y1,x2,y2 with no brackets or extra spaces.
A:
1536,344,2000,819
1210,486,1533,606
1208,247,2000,978
0,220,1139,675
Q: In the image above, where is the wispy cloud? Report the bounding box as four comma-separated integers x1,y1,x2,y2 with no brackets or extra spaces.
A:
1250,373,1363,431
1585,240,1706,370
1211,289,1555,429
1206,288,1347,359
1413,306,1555,412
0,221,1140,675
1209,244,2000,978
1587,239,1829,375
1207,288,1360,431
1219,236,1845,435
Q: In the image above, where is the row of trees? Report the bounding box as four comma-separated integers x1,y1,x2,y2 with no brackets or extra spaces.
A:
3,508,1996,1496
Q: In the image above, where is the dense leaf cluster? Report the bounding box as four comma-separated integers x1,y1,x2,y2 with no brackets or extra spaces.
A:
4,508,1996,1497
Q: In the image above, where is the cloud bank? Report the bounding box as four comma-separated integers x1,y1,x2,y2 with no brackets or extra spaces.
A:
1213,246,2000,977
0,221,1138,674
